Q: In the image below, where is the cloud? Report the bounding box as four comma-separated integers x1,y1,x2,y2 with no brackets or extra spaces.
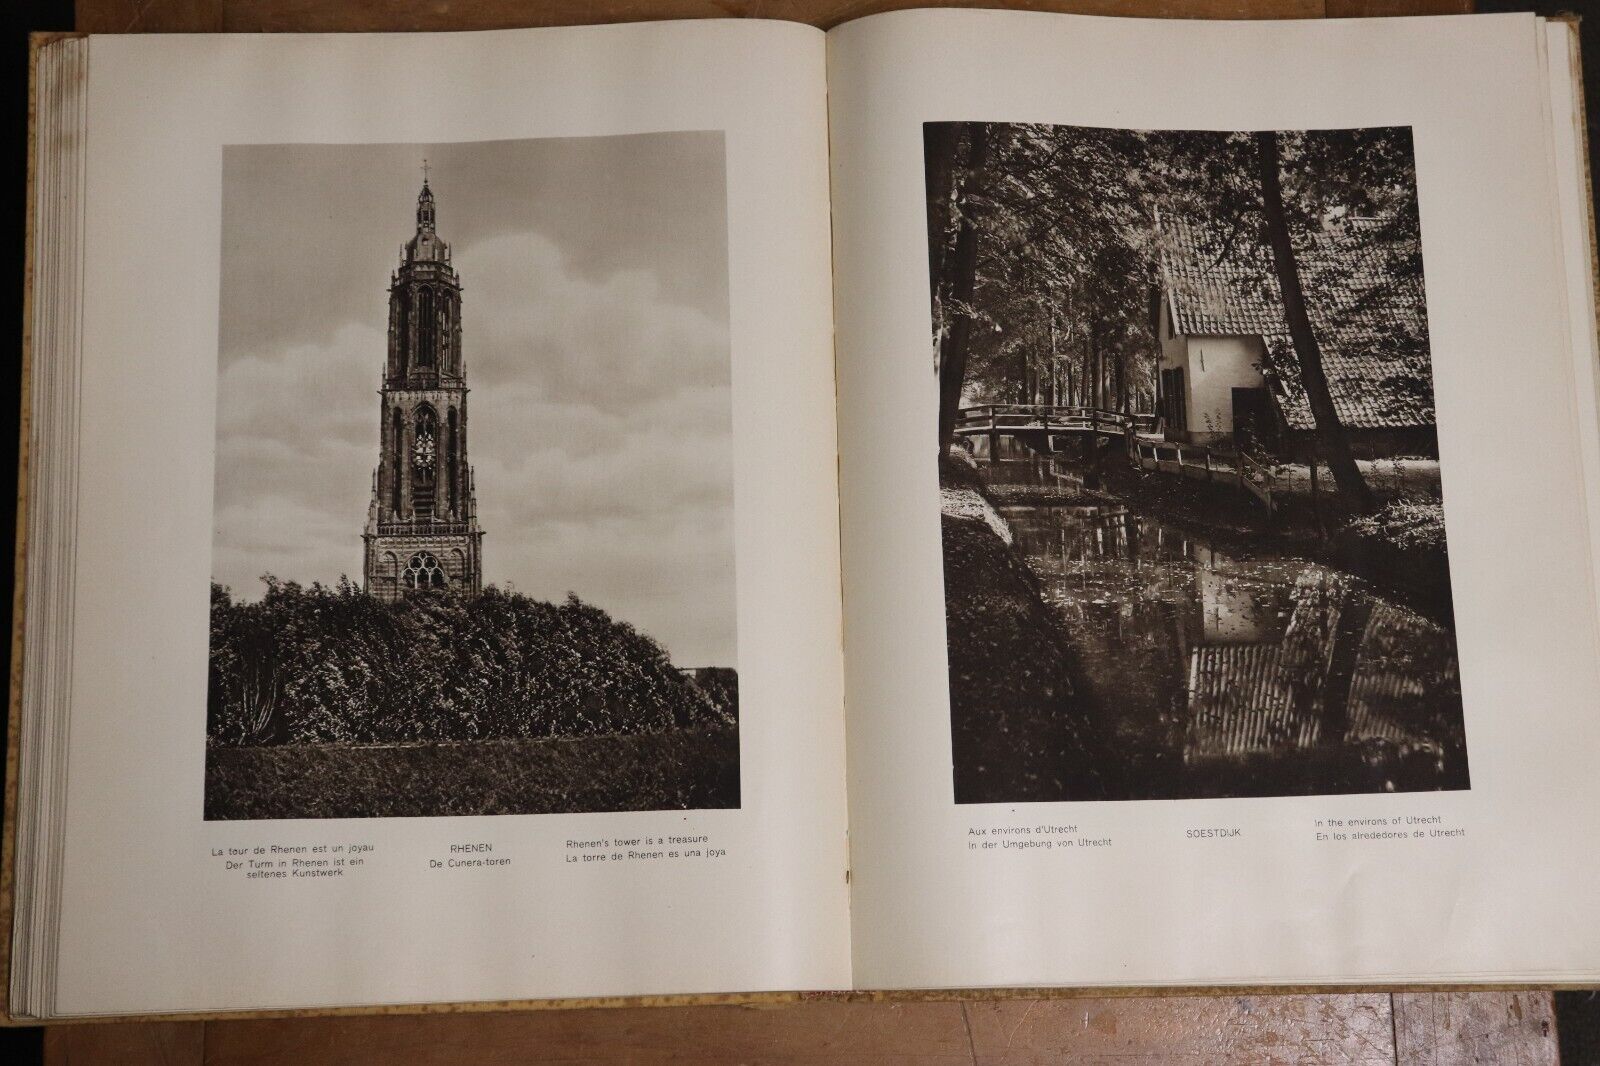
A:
213,179,736,668
466,231,730,409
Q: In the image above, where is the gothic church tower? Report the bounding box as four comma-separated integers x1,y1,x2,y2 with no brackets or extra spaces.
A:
363,175,484,600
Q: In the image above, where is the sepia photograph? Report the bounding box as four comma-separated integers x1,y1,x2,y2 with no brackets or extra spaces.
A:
927,122,1468,803
206,134,739,819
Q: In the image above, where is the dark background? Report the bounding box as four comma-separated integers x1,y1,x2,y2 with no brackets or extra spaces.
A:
0,1,1597,1062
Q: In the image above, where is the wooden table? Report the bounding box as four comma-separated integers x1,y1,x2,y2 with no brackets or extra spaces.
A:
51,0,1561,1062
44,992,1561,1063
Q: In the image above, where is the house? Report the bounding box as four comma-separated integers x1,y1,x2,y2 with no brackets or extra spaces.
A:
1151,211,1437,458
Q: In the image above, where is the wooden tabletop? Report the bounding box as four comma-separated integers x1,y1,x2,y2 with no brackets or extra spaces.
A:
51,0,1561,1063
46,991,1560,1063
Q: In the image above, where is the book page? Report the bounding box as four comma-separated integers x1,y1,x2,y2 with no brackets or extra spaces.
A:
42,20,848,1016
828,9,1600,988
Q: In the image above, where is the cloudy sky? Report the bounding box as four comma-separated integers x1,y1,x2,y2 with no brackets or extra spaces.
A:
213,135,736,668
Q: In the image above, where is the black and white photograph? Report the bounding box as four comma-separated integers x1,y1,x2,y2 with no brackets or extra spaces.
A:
927,122,1468,803
206,135,739,819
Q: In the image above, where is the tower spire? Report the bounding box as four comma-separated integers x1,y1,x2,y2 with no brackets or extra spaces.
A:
366,167,482,601
416,165,436,233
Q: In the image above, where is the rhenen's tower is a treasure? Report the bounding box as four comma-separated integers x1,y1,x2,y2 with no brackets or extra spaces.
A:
363,174,484,600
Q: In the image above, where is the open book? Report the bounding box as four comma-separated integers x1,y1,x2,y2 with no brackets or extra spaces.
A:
12,8,1600,1020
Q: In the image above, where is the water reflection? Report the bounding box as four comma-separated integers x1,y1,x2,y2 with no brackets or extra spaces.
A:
995,473,1468,798
970,448,1085,498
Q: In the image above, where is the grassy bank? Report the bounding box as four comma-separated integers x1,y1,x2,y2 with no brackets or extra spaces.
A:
204,725,739,819
941,456,1108,803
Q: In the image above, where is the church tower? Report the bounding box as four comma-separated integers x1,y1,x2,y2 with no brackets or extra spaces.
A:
363,173,484,601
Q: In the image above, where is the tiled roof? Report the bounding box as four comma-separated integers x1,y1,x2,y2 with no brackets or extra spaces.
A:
1156,214,1435,431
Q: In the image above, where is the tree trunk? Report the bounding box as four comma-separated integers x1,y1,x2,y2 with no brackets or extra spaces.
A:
1318,587,1374,748
924,124,960,318
936,125,990,456
1048,311,1058,407
1090,326,1103,412
1255,130,1375,513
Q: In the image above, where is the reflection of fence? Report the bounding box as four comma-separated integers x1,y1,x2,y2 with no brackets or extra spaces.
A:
1131,438,1276,517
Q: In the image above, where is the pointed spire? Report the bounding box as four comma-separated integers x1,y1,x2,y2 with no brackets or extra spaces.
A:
416,166,436,232
401,161,451,267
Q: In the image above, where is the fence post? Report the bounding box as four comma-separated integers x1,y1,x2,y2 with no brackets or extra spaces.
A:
1204,450,1212,482
988,407,998,459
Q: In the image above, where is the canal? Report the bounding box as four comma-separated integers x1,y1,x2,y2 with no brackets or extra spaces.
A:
975,455,1469,800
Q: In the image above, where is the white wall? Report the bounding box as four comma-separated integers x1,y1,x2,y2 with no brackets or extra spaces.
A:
1156,298,1266,442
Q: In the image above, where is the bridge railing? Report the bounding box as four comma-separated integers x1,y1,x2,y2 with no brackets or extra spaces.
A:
1130,437,1276,516
954,404,1158,436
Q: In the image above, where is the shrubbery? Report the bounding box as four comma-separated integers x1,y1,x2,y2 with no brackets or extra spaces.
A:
1345,498,1448,552
207,579,735,747
205,729,740,818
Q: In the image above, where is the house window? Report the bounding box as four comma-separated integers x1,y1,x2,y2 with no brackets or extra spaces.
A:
403,551,447,590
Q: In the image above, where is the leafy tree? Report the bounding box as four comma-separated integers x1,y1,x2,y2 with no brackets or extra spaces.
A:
926,121,1427,514
207,581,732,747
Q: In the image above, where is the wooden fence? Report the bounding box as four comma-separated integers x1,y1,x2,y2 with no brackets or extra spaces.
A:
1130,437,1277,517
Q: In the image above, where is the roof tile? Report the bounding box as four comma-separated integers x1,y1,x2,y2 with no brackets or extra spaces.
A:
1157,215,1434,431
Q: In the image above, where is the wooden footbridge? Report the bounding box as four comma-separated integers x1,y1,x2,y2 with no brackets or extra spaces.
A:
954,404,1158,455
956,403,1277,516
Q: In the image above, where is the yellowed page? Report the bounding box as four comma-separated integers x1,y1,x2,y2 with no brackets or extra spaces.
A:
37,20,848,1016
828,9,1600,988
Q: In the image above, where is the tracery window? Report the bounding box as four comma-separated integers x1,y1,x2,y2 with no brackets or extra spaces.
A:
402,551,447,590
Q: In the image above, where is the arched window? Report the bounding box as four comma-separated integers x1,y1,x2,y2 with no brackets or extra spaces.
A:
394,289,411,376
417,287,436,370
402,551,447,590
440,295,454,374
447,407,459,515
389,406,403,514
411,405,438,516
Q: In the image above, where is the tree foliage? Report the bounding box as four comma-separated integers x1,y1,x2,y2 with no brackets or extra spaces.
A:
207,579,735,747
926,121,1426,513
